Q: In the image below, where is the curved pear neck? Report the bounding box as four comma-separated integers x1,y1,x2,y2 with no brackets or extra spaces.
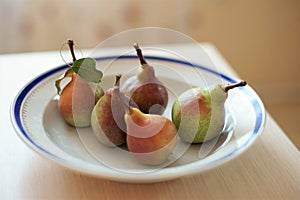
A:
209,81,247,105
128,107,150,126
137,64,156,82
134,43,156,82
208,85,227,105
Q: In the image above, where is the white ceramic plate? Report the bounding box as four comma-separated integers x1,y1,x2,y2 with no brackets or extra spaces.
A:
11,55,265,183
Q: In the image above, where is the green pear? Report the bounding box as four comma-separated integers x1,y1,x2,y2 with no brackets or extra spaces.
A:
172,81,247,143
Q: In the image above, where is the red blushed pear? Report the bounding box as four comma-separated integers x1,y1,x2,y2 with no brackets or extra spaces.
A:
55,39,103,127
91,75,136,147
121,43,168,115
125,107,178,165
58,73,95,127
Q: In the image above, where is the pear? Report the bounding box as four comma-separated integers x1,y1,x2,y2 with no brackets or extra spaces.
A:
121,43,168,115
58,73,95,127
56,40,103,127
172,81,247,143
91,75,135,147
125,107,178,165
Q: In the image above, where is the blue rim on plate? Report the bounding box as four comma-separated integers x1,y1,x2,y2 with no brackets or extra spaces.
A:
11,55,266,181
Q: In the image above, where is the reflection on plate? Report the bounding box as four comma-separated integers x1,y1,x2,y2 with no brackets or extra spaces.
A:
11,55,265,183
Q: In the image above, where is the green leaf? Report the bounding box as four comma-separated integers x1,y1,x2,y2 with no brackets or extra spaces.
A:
55,68,73,94
71,57,103,83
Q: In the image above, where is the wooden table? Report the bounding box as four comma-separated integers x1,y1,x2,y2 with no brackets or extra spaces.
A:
1,43,299,199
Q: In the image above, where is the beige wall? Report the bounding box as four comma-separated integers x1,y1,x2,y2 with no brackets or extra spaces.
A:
1,0,299,104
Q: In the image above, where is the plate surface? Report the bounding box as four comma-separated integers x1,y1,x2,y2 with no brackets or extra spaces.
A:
11,55,265,183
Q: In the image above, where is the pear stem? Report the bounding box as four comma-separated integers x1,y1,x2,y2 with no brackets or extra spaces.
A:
114,74,122,88
224,81,247,92
67,39,77,62
113,74,131,114
133,43,147,65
